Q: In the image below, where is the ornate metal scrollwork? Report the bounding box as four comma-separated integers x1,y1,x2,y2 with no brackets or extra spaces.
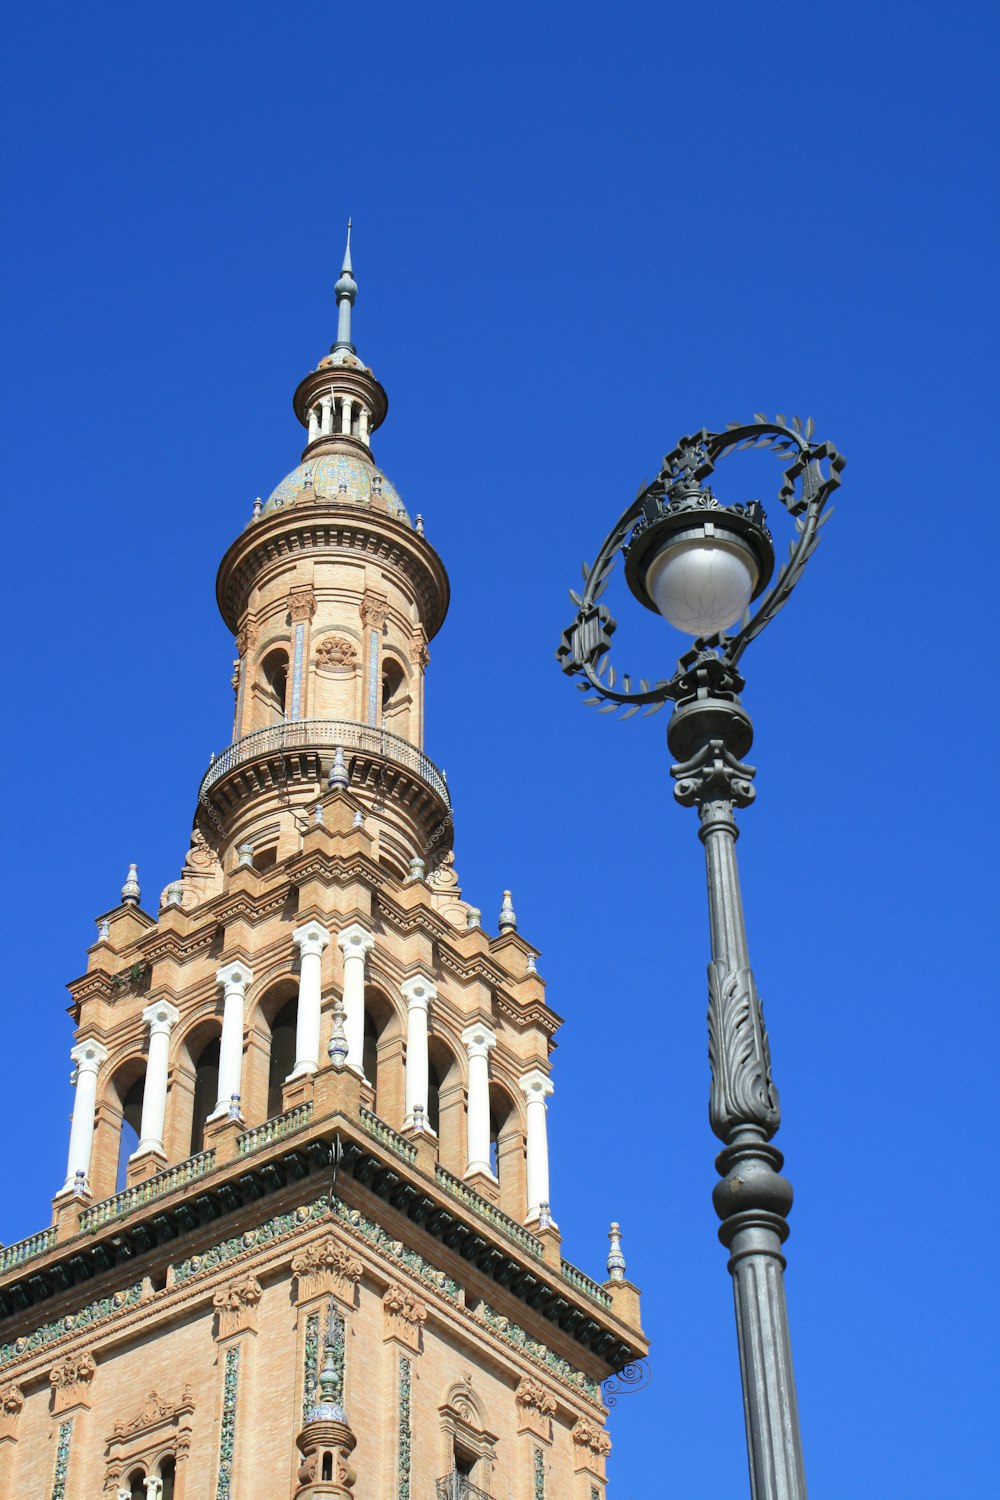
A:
557,416,845,717
601,1359,651,1407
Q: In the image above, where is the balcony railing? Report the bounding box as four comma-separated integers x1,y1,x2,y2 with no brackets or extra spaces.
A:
435,1476,491,1500
236,1101,314,1156
434,1165,545,1259
560,1257,612,1309
79,1150,216,1233
199,718,450,807
359,1107,417,1165
0,1225,58,1275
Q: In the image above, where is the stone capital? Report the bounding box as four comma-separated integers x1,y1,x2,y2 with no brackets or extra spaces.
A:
293,920,331,959
141,999,180,1036
337,923,375,961
288,585,317,622
212,1273,262,1340
400,972,436,1011
70,1038,108,1075
0,1381,23,1440
49,1351,97,1413
216,959,253,995
518,1068,554,1102
461,1023,497,1060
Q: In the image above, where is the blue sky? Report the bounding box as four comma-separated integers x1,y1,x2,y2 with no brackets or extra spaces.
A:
1,3,997,1495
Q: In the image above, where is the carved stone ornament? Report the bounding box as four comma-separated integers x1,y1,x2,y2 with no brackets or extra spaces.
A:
49,1350,97,1413
407,636,430,669
112,1386,194,1439
0,1381,24,1440
359,593,389,630
382,1283,428,1352
292,1234,364,1304
212,1273,262,1339
289,586,318,622
315,636,358,669
572,1415,612,1473
235,621,258,657
514,1375,557,1439
105,1385,195,1495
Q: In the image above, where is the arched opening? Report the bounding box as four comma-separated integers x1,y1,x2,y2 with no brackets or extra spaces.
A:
427,1036,463,1171
322,1452,333,1481
128,1468,146,1500
259,647,289,725
362,987,400,1119
427,1060,441,1135
489,1083,524,1215
117,1076,144,1191
189,1036,220,1154
159,1455,176,1499
267,998,298,1117
380,657,409,735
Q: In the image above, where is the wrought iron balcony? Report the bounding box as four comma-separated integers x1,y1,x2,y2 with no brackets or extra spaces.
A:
198,717,450,808
435,1476,491,1500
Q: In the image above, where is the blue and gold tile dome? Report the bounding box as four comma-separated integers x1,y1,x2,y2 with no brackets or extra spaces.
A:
263,453,411,526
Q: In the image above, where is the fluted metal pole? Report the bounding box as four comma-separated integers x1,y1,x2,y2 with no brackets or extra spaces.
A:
671,720,807,1500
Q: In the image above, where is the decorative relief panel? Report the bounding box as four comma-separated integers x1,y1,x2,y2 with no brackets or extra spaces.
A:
104,1386,194,1495
214,1345,240,1500
288,587,317,623
50,1416,73,1500
212,1274,262,1341
514,1375,557,1440
382,1284,427,1353
292,1234,364,1306
48,1351,96,1414
397,1354,411,1500
315,636,358,669
0,1381,23,1440
571,1415,612,1475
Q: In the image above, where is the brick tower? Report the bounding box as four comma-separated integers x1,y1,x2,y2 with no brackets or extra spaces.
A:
0,229,646,1500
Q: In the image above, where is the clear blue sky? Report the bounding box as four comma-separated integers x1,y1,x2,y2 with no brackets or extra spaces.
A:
1,4,996,1495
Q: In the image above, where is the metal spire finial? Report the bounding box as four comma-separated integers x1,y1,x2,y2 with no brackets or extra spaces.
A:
333,218,358,353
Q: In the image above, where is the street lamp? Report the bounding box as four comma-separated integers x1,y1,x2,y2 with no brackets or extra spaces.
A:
558,416,845,1500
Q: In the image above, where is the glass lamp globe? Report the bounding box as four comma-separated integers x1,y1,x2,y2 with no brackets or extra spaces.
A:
645,535,759,638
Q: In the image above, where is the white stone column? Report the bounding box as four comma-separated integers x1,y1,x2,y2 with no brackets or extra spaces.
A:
62,1039,109,1192
358,405,370,446
401,973,436,1130
211,961,253,1121
308,405,320,443
461,1023,497,1180
321,395,333,435
288,921,330,1080
341,396,353,435
337,923,375,1076
519,1068,555,1225
133,1000,180,1159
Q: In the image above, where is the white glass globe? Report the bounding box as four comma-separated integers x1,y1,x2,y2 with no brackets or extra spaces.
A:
646,535,758,637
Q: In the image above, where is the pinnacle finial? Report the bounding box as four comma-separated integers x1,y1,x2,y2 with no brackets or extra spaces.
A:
498,889,517,934
121,862,141,907
607,1221,626,1282
333,218,358,353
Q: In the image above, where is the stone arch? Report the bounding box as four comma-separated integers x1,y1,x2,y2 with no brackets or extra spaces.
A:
173,1013,224,1158
311,628,362,721
380,647,412,737
427,1031,464,1176
438,1378,497,1491
91,1050,146,1202
246,976,300,1122
363,981,404,1122
489,1079,526,1220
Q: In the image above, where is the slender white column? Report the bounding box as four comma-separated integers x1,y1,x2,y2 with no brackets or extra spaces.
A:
337,923,375,1075
401,973,436,1130
341,396,353,435
133,1000,180,1159
62,1039,109,1192
461,1024,497,1180
518,1068,555,1225
358,405,370,446
321,395,333,435
308,406,320,443
288,921,330,1080
211,961,253,1121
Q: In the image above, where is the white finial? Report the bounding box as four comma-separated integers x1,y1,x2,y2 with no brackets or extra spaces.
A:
467,907,481,930
96,918,110,941
165,883,183,908
498,889,517,934
329,746,349,790
607,1221,626,1282
251,496,263,520
352,810,364,829
121,863,141,906
415,513,425,537
526,952,537,974
328,997,349,1067
313,803,325,825
237,842,254,869
407,855,426,882
333,218,358,352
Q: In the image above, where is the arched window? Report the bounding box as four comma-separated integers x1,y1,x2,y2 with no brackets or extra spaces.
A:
267,998,297,1118
380,657,409,735
489,1084,523,1216
190,1037,220,1155
427,1060,442,1135
128,1468,146,1500
362,987,399,1120
117,1077,144,1192
259,648,289,725
159,1455,176,1499
363,1010,380,1108
322,1452,333,1481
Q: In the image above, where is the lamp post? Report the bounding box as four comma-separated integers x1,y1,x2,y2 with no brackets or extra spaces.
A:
558,416,845,1500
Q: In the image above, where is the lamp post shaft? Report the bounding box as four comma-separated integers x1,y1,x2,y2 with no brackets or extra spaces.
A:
672,719,807,1500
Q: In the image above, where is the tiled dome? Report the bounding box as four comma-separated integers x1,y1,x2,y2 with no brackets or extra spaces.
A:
263,453,410,525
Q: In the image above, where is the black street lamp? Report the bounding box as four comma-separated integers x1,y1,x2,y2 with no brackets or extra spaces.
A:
558,417,845,1500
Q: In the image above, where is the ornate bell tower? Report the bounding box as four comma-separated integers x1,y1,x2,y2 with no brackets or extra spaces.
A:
0,230,646,1500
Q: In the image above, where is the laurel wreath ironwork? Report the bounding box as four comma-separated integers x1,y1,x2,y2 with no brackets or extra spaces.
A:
557,416,845,716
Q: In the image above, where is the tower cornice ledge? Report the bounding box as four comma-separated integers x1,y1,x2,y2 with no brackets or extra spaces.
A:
215,502,450,638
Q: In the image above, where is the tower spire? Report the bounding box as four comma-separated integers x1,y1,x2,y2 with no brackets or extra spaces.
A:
333,218,357,354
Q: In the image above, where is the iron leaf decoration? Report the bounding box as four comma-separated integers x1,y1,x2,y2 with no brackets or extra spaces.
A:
557,417,845,715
